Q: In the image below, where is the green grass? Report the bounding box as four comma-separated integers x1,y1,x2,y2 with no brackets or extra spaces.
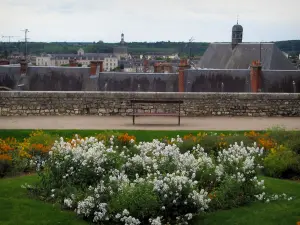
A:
0,175,299,225
0,175,87,225
0,129,260,142
194,177,300,225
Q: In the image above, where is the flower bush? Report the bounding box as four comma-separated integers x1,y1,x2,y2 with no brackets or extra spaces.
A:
264,145,300,178
0,130,56,177
31,135,270,224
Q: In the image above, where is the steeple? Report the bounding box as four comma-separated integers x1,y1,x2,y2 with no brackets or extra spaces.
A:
232,17,243,49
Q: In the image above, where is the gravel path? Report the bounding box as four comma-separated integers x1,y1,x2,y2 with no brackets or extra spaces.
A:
0,116,299,130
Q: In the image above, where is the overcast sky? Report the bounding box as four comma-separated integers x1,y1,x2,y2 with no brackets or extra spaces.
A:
0,0,299,43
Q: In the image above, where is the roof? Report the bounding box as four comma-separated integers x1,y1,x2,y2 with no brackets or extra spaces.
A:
232,24,243,32
198,43,296,70
47,53,116,60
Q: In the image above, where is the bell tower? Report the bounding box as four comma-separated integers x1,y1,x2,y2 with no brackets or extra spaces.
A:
232,16,243,49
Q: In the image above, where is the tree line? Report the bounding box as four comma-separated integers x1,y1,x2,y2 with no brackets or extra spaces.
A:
0,40,299,58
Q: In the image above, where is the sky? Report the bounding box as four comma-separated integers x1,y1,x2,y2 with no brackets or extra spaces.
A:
0,0,299,43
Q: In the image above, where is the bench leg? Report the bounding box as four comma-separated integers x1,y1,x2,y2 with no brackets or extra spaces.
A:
133,115,135,125
178,103,181,126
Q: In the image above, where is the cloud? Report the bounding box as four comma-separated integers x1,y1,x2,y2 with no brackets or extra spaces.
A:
0,0,299,42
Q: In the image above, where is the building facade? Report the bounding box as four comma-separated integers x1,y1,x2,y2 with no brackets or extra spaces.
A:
36,48,118,71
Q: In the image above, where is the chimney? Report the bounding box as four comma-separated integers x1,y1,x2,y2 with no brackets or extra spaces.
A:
0,59,10,65
20,59,28,75
178,59,190,92
90,61,103,78
143,59,149,73
250,60,262,92
69,59,78,67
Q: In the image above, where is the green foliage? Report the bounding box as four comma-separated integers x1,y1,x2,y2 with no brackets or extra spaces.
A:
109,182,160,221
27,131,58,146
211,178,253,210
286,137,300,154
0,160,11,178
264,147,300,178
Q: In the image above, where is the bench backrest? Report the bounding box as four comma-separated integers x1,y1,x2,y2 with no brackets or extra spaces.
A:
130,100,183,104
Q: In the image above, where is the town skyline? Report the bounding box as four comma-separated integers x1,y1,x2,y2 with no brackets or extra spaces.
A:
1,0,299,43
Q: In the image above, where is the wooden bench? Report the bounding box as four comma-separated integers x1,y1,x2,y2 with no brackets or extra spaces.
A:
130,99,183,125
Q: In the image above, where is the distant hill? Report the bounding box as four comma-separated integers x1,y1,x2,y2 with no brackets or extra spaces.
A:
274,40,300,54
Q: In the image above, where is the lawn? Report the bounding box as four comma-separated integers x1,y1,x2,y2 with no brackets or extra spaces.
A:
0,175,299,225
0,175,87,225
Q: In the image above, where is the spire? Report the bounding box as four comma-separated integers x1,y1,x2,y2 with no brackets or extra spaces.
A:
237,15,239,24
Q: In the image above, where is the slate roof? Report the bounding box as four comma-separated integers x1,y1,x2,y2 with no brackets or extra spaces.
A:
198,43,296,70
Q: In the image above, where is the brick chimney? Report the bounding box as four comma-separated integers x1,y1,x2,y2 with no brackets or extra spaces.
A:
178,59,190,92
20,59,28,75
0,59,9,65
250,60,262,92
90,61,103,78
69,59,78,67
143,59,149,73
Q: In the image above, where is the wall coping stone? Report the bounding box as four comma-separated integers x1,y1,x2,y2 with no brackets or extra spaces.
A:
0,91,300,100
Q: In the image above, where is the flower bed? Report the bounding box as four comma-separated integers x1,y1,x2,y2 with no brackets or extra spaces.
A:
29,134,288,225
2,129,300,181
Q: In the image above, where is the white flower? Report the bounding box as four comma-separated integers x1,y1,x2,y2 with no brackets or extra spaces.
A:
122,209,129,216
44,135,269,224
64,198,73,208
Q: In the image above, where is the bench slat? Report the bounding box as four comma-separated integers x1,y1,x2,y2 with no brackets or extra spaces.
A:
133,113,179,116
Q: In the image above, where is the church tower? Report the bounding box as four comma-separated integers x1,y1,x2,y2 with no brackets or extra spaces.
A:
120,33,125,45
232,18,243,49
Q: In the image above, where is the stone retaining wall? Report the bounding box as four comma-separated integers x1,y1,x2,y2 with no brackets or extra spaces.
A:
0,91,300,117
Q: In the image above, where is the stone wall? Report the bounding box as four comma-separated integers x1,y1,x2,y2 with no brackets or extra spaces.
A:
1,91,300,117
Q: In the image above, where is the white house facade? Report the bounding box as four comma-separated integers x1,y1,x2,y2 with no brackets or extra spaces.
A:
36,48,118,71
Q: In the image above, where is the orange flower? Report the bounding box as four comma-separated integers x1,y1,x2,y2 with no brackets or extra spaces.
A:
208,193,217,200
296,221,300,225
0,154,12,161
117,133,136,144
29,143,51,156
258,138,276,150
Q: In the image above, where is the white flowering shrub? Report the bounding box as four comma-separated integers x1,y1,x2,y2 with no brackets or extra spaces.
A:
33,135,268,224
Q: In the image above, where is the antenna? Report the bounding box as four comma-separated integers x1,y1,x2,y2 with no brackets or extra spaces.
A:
188,37,194,60
21,29,30,59
2,35,20,43
237,15,239,24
